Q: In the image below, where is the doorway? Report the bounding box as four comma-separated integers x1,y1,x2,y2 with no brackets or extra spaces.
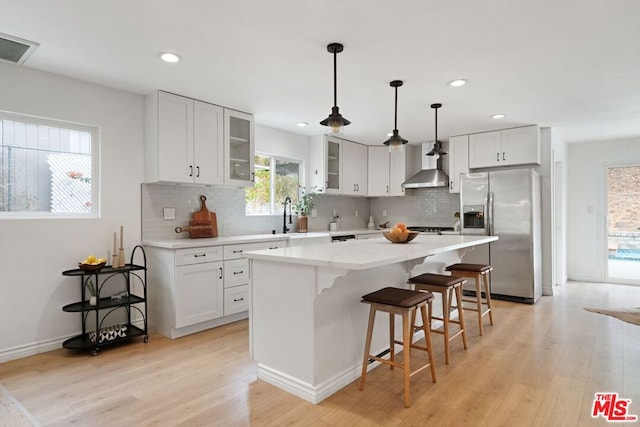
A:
606,165,640,284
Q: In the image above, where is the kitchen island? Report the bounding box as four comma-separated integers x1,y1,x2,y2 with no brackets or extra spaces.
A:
245,234,498,403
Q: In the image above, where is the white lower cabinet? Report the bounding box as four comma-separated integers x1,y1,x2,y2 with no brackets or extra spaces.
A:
146,239,284,339
175,260,223,328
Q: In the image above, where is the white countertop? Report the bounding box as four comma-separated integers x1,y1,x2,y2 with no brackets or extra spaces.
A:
245,234,497,270
142,228,383,249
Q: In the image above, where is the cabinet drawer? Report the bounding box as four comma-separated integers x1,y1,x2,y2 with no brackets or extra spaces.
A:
224,285,249,316
224,258,249,288
223,240,285,260
175,246,223,266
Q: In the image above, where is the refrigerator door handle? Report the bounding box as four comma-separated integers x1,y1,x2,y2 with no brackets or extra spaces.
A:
488,191,494,236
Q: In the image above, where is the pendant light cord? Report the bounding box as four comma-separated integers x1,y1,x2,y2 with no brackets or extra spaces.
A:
333,50,337,108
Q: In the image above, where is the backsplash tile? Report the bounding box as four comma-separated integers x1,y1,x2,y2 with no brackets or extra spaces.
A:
142,184,460,240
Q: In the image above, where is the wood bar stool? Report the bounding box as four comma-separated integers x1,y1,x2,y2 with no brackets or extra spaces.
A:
407,273,468,365
446,263,494,335
359,287,437,408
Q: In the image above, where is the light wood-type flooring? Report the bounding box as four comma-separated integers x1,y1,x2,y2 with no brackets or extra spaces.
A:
1,281,639,426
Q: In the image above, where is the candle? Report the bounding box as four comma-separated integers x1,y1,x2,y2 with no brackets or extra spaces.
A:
113,231,116,254
120,225,124,249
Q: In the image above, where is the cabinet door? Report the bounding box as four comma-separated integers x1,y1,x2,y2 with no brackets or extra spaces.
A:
158,92,194,183
389,148,410,196
448,135,469,193
501,126,540,166
224,109,255,187
469,130,501,168
194,101,224,185
368,146,390,196
342,141,367,195
175,261,224,328
325,137,342,194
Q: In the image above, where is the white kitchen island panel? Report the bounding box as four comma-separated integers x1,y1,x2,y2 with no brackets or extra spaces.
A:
246,235,497,403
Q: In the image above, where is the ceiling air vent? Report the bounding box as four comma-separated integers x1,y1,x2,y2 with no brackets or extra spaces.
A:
0,32,39,65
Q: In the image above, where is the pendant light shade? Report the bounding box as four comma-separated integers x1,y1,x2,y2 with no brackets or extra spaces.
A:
320,43,350,135
426,103,447,157
383,80,408,152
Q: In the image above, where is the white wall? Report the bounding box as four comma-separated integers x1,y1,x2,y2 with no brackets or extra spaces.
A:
0,62,144,361
567,137,640,282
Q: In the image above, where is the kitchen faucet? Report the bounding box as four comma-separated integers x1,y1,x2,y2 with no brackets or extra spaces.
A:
283,197,292,234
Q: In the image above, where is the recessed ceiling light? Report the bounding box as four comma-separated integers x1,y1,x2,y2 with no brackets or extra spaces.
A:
159,52,181,63
448,79,467,87
491,114,505,119
296,122,308,127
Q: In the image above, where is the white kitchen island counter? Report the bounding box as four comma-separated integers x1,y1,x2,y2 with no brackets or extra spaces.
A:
245,234,497,403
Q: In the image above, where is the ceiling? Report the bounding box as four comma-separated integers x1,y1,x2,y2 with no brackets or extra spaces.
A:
2,0,640,145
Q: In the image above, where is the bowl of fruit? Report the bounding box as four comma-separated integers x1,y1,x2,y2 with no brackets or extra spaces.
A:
382,223,419,243
78,255,107,272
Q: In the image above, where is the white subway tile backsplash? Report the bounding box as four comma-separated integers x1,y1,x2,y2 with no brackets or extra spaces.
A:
142,184,459,240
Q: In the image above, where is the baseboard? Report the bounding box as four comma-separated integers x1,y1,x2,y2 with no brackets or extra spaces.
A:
0,318,147,363
0,336,68,363
168,311,248,339
257,329,427,404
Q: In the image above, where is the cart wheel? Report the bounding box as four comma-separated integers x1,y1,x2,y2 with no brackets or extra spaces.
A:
91,349,99,356
144,336,149,343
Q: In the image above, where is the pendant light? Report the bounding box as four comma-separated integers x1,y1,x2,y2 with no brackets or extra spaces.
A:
320,43,351,135
426,103,447,157
383,80,408,152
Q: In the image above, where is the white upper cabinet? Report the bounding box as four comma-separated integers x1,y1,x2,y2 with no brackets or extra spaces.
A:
389,147,413,196
224,109,255,187
447,135,469,193
145,91,224,185
342,140,367,196
366,145,414,197
309,136,342,194
367,146,390,196
468,125,540,169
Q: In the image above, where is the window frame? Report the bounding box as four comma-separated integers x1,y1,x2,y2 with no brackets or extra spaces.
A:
0,109,100,219
245,152,303,216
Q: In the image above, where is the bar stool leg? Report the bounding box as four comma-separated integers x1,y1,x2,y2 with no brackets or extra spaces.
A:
474,273,484,336
454,285,468,349
483,272,494,325
402,310,411,408
442,287,451,365
389,312,395,370
359,306,377,390
420,304,437,383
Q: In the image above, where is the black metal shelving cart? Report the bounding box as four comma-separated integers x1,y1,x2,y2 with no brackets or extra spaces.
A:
61,245,148,355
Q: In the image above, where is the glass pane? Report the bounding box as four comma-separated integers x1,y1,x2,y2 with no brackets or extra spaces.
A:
0,118,93,214
245,154,271,215
275,159,299,207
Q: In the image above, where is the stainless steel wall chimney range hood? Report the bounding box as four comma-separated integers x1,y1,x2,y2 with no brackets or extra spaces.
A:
401,103,449,189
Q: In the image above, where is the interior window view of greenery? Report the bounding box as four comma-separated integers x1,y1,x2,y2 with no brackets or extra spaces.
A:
245,153,301,215
0,114,96,216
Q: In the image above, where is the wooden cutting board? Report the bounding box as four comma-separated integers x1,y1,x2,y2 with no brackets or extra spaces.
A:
174,195,219,238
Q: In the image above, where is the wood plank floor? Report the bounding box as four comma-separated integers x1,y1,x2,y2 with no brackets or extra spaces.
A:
1,281,639,426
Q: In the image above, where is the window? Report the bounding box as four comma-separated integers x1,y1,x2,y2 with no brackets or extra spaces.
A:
245,153,301,215
0,111,99,217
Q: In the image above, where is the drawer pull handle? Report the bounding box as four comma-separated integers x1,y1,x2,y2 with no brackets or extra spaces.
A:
233,270,244,275
233,297,245,302
233,250,243,254
194,254,207,258
219,267,223,279
269,246,278,250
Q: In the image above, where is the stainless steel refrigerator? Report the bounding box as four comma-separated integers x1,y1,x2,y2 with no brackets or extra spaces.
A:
459,168,542,303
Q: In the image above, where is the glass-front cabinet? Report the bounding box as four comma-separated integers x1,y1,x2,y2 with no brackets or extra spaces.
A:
224,109,255,187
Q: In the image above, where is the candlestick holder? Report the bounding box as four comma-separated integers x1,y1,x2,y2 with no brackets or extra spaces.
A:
117,248,126,268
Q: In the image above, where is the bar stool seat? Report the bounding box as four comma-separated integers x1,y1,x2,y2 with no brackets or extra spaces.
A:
408,273,467,365
359,287,437,408
446,263,494,335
